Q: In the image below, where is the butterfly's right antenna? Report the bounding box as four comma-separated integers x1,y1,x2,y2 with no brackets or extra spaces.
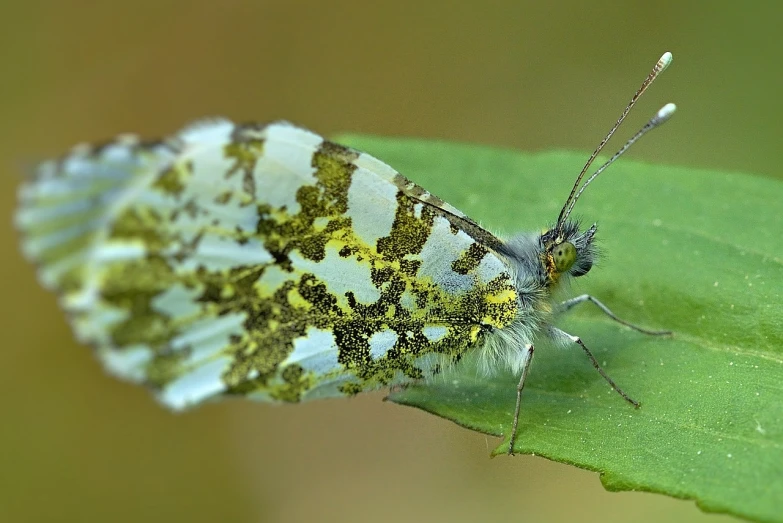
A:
555,52,674,236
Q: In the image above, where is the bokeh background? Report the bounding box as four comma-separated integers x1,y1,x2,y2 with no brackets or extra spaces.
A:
2,2,780,522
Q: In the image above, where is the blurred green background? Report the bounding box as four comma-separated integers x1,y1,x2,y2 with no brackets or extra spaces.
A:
2,2,780,522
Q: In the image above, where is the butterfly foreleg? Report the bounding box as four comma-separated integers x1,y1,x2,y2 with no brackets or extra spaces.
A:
557,294,671,336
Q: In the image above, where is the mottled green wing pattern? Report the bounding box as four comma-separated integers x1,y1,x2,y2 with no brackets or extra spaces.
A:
17,120,519,409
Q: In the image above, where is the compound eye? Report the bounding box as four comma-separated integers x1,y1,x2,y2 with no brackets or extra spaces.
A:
553,242,577,273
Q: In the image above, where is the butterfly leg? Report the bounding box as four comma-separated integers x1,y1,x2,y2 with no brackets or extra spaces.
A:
557,294,671,336
547,326,640,408
508,344,534,456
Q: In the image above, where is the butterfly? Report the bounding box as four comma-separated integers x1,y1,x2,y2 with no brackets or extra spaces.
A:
16,52,674,454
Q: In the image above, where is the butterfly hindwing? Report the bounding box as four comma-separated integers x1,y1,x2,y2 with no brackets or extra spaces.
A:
17,120,519,408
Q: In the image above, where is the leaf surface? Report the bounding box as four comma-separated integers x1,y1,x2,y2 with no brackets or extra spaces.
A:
338,134,783,523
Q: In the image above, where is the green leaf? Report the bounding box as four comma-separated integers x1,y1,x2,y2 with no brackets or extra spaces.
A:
337,134,783,523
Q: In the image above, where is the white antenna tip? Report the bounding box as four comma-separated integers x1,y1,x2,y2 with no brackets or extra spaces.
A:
657,102,677,121
658,52,673,72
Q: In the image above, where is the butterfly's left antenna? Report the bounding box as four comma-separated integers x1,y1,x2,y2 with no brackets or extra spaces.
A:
556,52,674,235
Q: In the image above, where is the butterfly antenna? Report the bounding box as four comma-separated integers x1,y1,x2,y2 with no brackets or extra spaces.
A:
568,103,676,209
556,51,674,233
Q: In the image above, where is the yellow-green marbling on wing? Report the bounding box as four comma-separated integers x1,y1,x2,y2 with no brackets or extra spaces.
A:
16,120,519,409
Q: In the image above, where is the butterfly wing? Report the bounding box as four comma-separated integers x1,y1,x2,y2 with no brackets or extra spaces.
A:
17,120,519,408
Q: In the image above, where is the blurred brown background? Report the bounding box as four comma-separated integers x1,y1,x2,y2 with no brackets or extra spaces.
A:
2,2,779,522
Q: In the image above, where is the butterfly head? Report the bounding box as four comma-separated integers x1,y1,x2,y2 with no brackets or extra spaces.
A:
540,221,597,286
536,53,677,287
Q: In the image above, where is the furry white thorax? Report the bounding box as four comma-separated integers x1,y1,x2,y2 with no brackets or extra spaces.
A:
479,232,552,375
